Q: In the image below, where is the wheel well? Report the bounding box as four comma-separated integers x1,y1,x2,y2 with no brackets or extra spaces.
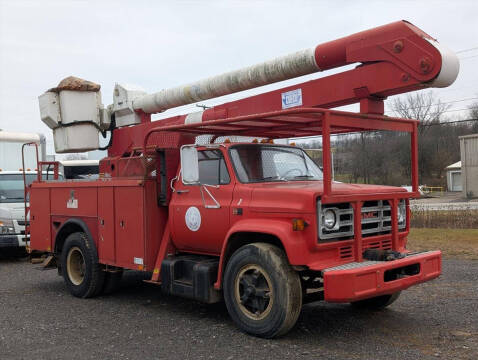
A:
54,222,84,254
222,232,286,273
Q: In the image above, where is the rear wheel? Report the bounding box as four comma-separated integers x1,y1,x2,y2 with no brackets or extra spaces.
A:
61,232,105,298
351,292,401,309
223,243,302,338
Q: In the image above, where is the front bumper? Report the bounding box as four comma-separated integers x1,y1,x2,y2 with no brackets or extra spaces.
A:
323,250,441,302
0,232,27,248
0,235,21,248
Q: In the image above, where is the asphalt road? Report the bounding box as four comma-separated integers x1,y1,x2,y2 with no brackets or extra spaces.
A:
1,256,477,360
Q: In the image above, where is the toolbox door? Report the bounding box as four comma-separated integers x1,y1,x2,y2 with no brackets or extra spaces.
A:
114,186,145,269
98,187,115,264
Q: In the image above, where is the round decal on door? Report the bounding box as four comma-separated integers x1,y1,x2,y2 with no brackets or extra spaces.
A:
185,206,201,232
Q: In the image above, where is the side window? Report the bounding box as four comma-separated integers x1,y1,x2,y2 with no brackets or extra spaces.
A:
197,150,230,185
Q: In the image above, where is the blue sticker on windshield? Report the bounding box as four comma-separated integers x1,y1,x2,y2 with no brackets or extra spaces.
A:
281,88,302,109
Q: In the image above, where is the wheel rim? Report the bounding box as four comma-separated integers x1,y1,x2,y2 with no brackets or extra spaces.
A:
234,264,274,320
66,246,86,286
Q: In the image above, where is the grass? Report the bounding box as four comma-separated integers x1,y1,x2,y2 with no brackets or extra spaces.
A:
410,209,478,229
408,228,478,260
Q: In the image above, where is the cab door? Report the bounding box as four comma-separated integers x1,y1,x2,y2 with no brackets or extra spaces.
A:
170,148,234,254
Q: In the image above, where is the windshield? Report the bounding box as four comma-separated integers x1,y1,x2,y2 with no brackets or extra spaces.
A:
63,165,99,179
0,173,63,203
0,174,36,203
229,145,323,183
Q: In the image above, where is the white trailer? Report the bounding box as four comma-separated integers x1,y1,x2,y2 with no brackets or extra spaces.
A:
0,131,46,251
0,131,46,170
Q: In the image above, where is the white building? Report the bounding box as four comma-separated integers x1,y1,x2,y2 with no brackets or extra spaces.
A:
445,161,462,192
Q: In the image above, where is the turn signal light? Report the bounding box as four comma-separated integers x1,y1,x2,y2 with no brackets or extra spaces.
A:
292,218,307,231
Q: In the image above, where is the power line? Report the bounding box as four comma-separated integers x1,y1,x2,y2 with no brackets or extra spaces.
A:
387,97,478,111
456,46,478,54
427,118,478,126
442,107,474,114
291,118,478,141
459,54,478,60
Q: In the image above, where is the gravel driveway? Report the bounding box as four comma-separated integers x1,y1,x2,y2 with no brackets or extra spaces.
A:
1,257,477,360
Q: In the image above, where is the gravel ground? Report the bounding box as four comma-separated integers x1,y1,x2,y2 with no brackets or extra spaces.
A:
0,256,477,360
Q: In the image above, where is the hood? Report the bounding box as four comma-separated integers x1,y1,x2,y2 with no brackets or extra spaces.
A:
0,203,25,221
250,181,406,213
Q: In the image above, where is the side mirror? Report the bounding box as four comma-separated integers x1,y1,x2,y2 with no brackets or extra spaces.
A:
180,145,199,184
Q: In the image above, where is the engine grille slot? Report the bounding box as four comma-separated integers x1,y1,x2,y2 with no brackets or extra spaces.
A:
339,245,354,259
363,238,392,250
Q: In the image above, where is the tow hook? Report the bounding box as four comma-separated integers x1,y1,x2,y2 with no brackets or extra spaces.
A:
363,249,406,261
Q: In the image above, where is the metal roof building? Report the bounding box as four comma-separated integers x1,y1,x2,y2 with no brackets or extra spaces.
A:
460,134,478,198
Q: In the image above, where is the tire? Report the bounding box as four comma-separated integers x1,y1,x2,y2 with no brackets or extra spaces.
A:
60,232,105,298
351,291,401,309
102,270,123,295
223,243,302,338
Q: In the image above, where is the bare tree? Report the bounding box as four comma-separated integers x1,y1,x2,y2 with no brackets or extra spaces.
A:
391,91,451,135
468,101,478,133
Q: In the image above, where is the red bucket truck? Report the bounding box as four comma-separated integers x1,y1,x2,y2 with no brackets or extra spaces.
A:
28,21,459,337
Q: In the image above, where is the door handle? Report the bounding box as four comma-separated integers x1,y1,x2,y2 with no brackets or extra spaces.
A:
176,189,190,194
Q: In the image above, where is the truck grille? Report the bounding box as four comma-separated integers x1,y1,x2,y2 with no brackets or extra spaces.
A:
361,200,392,237
318,200,406,241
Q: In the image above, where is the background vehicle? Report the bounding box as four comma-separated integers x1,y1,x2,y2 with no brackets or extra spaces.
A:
0,171,62,251
0,131,46,251
29,21,458,337
0,131,46,170
59,159,99,179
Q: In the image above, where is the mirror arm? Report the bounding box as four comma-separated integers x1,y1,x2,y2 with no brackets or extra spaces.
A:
170,172,179,193
200,184,221,209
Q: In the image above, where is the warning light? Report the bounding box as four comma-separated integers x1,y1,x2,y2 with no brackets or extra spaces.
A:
292,218,307,231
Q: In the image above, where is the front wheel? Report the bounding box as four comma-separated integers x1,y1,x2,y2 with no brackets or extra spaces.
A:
223,243,302,338
351,292,401,309
61,232,105,298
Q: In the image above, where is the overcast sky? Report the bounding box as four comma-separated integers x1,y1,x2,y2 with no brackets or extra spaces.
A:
1,0,477,154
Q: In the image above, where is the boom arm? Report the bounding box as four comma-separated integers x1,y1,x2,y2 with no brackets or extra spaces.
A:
133,21,457,115
38,20,459,156
109,20,458,156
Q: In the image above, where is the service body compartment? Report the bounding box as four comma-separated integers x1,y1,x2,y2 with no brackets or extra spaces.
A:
30,179,165,271
104,180,164,270
29,187,52,251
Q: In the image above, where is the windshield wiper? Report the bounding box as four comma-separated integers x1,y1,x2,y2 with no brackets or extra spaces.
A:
289,175,317,180
261,176,286,182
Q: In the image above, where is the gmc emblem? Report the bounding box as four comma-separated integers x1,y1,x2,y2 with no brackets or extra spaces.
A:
362,211,377,219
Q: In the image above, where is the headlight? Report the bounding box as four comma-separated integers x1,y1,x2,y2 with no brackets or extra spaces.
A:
397,200,406,227
323,209,337,230
318,201,352,240
0,219,15,234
